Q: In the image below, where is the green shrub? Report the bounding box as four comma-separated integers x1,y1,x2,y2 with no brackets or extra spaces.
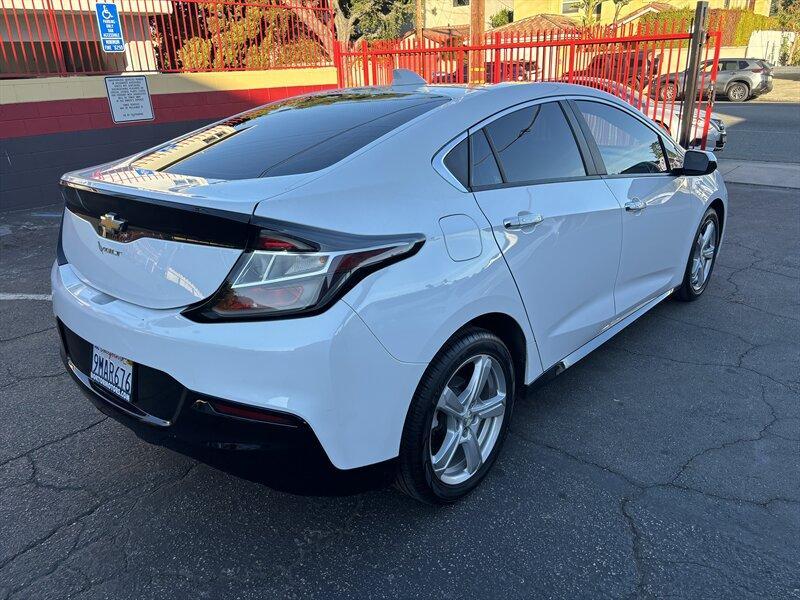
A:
176,37,212,71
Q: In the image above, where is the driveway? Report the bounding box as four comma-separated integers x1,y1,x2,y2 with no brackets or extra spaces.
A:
1,181,798,599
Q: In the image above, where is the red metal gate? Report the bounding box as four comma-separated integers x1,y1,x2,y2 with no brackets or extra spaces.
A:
337,20,721,150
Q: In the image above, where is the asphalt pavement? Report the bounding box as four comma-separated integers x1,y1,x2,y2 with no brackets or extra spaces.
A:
714,101,800,164
0,181,798,599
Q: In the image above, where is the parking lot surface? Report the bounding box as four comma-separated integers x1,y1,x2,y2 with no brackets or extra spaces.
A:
0,183,798,599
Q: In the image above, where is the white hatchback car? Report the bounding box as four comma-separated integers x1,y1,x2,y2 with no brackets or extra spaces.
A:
53,71,726,503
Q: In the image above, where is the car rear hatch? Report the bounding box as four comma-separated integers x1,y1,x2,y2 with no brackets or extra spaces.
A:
58,88,451,310
59,172,270,310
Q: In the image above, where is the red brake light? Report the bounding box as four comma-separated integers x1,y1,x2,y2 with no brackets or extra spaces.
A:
256,232,314,252
183,224,425,322
750,68,764,73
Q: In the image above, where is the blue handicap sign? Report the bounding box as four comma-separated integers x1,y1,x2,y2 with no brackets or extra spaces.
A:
94,3,125,53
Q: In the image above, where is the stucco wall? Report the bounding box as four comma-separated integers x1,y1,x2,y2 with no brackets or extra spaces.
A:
0,68,338,211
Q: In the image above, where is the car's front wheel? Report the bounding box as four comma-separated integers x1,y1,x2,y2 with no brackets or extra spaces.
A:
395,328,515,504
675,207,720,301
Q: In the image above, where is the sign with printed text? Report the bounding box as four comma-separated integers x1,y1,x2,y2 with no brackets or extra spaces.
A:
94,2,125,53
104,76,154,123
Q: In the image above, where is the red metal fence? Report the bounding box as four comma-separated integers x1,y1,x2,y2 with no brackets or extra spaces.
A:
339,20,721,149
0,0,335,77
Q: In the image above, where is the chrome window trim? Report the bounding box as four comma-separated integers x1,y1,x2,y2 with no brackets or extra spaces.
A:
432,131,470,192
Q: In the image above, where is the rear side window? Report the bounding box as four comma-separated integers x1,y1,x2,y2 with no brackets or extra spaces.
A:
150,92,450,180
738,60,750,70
443,138,469,188
469,130,503,188
576,101,667,175
483,102,586,184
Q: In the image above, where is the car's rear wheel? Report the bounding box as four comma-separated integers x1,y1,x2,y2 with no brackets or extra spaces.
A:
727,82,749,102
395,328,515,504
660,82,678,101
675,207,720,302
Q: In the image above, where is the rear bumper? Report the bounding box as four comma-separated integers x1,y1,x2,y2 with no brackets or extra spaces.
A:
52,262,426,469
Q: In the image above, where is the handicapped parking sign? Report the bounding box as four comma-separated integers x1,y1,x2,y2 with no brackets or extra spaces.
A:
94,2,125,53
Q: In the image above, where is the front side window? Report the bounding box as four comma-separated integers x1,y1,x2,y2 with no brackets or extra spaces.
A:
662,136,684,170
576,101,667,175
483,102,586,184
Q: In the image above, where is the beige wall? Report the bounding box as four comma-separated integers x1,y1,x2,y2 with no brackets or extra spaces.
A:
0,67,338,104
425,0,513,28
515,0,771,25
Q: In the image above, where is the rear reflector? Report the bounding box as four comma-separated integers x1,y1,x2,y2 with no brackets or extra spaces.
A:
193,399,300,427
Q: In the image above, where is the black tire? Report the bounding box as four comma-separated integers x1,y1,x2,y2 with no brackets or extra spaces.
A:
395,327,516,504
675,207,720,302
726,81,749,102
660,82,678,101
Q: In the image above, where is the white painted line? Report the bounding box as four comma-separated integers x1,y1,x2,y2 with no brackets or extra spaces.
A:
0,293,52,301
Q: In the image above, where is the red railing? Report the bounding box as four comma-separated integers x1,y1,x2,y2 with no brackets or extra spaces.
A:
0,0,335,78
338,20,721,149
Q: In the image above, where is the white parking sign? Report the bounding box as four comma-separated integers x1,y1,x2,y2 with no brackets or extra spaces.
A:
104,76,154,123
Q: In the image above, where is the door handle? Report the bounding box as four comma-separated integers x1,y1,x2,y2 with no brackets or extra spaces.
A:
624,198,646,212
504,212,544,230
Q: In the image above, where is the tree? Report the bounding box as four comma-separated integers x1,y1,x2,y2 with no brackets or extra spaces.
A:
612,0,630,24
576,0,607,26
489,8,513,29
331,0,413,43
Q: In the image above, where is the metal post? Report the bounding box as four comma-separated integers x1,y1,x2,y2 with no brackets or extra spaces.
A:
679,1,708,149
361,38,369,86
468,0,485,84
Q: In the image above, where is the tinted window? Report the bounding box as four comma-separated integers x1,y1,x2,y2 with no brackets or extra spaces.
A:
576,101,667,175
662,136,684,170
484,102,585,184
470,130,502,188
443,138,469,188
150,92,449,180
738,60,750,70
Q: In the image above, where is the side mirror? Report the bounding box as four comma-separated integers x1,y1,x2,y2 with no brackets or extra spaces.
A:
679,149,717,176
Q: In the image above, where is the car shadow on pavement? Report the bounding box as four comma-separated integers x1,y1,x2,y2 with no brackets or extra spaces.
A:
148,439,397,497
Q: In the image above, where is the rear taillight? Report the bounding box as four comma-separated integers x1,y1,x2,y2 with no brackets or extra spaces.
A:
750,68,764,73
183,221,424,322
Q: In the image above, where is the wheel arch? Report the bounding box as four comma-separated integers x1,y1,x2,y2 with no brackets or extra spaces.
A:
726,79,750,94
453,312,528,391
710,197,725,235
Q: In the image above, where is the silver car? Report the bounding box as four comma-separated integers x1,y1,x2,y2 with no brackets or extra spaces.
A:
657,58,773,102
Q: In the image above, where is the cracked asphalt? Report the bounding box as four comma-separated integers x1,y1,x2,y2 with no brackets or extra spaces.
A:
0,183,798,599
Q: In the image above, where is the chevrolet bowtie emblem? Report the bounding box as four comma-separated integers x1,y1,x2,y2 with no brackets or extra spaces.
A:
99,213,127,238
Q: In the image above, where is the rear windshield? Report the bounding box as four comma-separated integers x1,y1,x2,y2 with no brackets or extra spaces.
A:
141,92,449,180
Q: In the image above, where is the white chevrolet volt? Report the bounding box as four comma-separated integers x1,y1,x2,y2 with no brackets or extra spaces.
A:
53,71,726,503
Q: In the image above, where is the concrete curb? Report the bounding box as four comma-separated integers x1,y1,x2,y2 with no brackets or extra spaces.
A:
717,159,800,190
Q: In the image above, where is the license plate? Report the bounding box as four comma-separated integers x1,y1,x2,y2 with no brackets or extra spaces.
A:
90,345,134,402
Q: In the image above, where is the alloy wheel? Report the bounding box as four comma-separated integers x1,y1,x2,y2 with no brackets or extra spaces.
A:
728,84,747,101
429,355,507,485
690,220,717,292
